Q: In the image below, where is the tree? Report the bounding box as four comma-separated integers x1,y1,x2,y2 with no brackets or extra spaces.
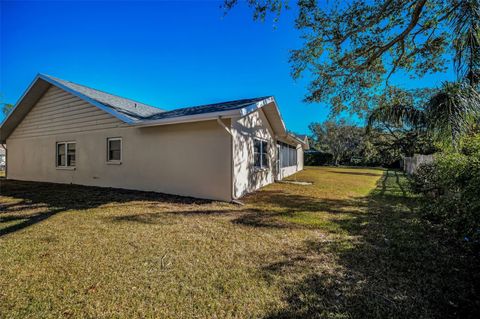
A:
2,103,14,117
367,82,480,148
224,0,479,115
309,120,364,165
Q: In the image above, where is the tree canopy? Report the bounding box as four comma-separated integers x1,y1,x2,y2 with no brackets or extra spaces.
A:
309,120,364,165
224,0,479,116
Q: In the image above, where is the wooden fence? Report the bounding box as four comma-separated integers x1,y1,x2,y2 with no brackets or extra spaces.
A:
403,154,434,175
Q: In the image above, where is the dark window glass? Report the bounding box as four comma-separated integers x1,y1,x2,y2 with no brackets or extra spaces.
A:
67,143,76,167
254,139,261,167
261,141,268,167
108,139,122,161
254,153,261,168
254,139,269,168
57,143,65,166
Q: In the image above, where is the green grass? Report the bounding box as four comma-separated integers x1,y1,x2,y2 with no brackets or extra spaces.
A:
0,167,478,318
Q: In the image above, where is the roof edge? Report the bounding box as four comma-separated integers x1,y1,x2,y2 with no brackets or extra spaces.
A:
38,74,136,124
132,109,242,127
1,74,42,128
132,96,281,129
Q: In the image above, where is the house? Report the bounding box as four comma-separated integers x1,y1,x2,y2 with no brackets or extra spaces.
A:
0,74,309,201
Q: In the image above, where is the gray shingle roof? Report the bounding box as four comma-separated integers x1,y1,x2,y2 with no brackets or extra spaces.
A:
43,75,272,124
145,97,271,121
44,75,165,121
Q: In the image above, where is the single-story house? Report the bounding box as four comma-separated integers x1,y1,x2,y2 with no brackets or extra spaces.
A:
0,74,309,201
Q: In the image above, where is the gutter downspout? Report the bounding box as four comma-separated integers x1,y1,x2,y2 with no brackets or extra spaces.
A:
216,117,238,203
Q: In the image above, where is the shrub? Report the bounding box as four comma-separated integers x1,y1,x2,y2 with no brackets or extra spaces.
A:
411,134,480,249
305,151,334,166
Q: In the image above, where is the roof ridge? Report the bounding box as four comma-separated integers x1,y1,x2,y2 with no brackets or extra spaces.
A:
41,74,164,112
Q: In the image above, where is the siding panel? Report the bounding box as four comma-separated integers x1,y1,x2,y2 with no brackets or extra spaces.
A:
10,86,124,139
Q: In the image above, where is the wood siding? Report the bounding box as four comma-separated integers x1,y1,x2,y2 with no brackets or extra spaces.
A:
9,86,125,140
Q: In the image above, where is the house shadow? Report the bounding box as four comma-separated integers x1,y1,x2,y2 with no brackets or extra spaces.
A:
259,171,480,319
0,179,212,237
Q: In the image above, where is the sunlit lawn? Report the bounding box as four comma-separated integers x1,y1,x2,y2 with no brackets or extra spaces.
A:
0,167,477,318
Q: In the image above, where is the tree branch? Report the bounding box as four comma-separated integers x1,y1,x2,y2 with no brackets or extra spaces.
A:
365,0,428,66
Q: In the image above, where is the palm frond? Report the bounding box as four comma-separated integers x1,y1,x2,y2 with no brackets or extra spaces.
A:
450,0,480,85
367,103,426,134
426,81,480,145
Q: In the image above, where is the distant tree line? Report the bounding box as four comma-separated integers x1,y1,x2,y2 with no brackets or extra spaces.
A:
305,119,437,168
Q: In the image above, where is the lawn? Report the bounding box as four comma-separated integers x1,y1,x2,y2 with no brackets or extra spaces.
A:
0,167,477,318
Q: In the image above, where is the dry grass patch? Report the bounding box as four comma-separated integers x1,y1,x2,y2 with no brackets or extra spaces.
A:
0,167,478,318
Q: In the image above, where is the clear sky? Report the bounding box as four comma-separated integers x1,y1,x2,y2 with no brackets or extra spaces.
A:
0,0,455,134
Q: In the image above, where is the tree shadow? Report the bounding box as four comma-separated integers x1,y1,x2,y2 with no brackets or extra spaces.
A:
325,170,382,177
261,170,480,319
0,179,213,237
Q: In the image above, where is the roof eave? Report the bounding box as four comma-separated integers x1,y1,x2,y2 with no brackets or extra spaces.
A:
38,74,136,124
132,96,279,128
0,74,138,143
240,96,288,137
131,109,242,127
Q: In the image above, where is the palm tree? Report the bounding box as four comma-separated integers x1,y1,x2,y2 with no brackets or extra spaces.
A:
450,0,480,87
367,83,480,149
426,82,480,146
368,0,480,149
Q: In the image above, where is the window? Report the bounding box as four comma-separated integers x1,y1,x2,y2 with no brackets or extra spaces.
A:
254,138,268,169
278,142,297,168
107,138,122,162
56,142,76,168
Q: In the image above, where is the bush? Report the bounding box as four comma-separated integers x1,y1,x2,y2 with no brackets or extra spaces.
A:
305,151,334,166
410,134,480,249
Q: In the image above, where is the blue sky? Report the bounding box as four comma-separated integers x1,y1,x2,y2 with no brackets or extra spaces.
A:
0,0,454,134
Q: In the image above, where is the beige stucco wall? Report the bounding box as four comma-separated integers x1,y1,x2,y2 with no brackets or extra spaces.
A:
231,109,306,198
7,87,232,201
231,109,276,198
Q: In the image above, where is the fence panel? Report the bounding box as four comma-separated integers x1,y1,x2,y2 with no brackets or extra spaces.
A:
403,154,434,175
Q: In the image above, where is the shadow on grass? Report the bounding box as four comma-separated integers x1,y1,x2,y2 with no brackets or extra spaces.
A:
261,170,480,319
325,170,382,177
0,179,211,237
1,171,478,318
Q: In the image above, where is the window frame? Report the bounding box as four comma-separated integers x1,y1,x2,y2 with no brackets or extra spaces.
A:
253,138,269,170
106,137,122,164
56,141,76,169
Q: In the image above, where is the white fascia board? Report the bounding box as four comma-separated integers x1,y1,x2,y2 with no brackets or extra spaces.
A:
239,96,287,136
239,96,275,116
0,74,43,127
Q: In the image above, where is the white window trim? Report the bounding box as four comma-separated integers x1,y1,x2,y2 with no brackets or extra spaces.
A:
56,141,76,169
107,137,122,164
253,138,269,170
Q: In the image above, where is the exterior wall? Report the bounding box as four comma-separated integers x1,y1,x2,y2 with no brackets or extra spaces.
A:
297,146,304,171
231,109,276,198
7,87,232,201
10,86,126,139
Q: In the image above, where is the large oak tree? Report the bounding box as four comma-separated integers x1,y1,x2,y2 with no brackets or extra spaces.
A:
224,0,479,116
